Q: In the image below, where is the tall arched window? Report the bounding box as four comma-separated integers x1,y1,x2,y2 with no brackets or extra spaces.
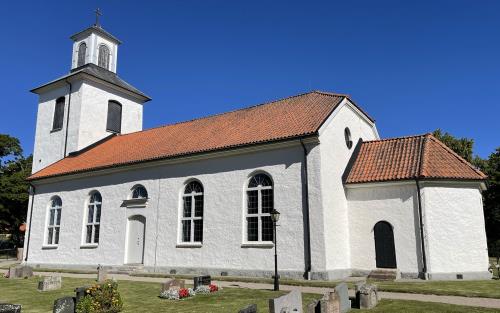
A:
106,100,122,133
85,192,102,244
98,44,110,69
77,42,87,67
246,173,274,242
52,97,65,131
47,196,62,245
181,181,204,243
132,185,148,199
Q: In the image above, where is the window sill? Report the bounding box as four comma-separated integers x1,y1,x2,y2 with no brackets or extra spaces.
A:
121,198,148,208
176,243,203,248
50,128,62,133
80,244,98,249
42,245,58,250
241,242,274,248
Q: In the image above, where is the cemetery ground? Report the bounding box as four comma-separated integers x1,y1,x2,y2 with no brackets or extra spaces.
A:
0,276,500,313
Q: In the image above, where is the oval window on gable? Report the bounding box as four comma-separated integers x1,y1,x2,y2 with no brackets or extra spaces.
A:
344,127,353,149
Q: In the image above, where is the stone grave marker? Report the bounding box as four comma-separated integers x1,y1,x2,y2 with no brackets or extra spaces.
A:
161,279,185,292
8,265,33,279
38,276,62,292
0,304,22,313
239,304,257,313
269,290,302,313
193,275,211,290
97,264,107,282
355,283,379,309
52,297,75,313
306,291,340,313
334,283,350,313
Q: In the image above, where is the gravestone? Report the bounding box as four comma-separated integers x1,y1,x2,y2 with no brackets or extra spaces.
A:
334,283,350,313
239,304,257,313
193,275,211,290
53,297,75,313
8,266,33,279
0,304,22,313
16,248,23,261
306,292,340,313
269,290,302,313
97,264,107,282
355,284,379,309
38,276,62,291
161,279,185,292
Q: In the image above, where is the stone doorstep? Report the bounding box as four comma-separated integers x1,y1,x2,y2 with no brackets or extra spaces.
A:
367,269,400,281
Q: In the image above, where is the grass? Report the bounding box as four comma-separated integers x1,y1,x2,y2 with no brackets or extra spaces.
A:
0,277,499,313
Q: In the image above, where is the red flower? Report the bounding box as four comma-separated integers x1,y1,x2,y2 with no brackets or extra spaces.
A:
209,284,218,292
179,288,189,298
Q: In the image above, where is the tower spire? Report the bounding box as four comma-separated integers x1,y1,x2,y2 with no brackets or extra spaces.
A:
94,8,102,27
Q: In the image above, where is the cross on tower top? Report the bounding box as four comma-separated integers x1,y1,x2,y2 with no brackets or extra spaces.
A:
94,8,102,27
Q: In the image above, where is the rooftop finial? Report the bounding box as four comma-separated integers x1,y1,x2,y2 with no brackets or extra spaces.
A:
94,8,102,27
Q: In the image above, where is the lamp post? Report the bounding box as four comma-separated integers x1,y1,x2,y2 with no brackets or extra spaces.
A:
270,209,281,291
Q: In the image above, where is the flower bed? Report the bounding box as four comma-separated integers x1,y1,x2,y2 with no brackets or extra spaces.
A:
159,284,220,300
76,280,123,313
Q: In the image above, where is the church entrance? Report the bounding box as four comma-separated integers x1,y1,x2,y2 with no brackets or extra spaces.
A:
374,221,397,269
126,215,146,264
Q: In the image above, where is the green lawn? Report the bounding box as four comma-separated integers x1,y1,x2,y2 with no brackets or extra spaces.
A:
0,276,499,313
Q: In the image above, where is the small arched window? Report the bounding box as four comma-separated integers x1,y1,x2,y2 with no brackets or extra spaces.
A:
85,192,102,244
106,100,122,133
246,173,274,242
77,42,87,67
98,44,110,69
344,127,353,149
181,181,204,243
132,185,148,199
47,196,62,245
52,97,65,131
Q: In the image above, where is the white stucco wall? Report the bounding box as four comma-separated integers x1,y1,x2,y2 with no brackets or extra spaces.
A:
72,33,118,72
318,100,379,278
347,182,422,277
26,144,310,278
422,183,490,279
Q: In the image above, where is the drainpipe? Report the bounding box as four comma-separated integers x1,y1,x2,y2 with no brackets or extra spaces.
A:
24,184,36,262
416,136,428,279
300,139,312,279
63,79,73,156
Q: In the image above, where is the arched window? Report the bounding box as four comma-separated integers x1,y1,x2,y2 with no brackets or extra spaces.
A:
181,181,204,243
77,42,87,67
344,127,353,149
52,97,65,131
98,44,110,69
132,185,148,199
106,100,122,133
47,196,62,245
246,173,274,242
85,192,102,244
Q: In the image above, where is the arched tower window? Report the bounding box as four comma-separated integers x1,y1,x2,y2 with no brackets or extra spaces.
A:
77,42,87,67
132,185,148,199
85,192,102,244
106,100,122,133
46,196,62,245
98,44,110,69
52,97,65,131
246,173,274,242
181,181,204,243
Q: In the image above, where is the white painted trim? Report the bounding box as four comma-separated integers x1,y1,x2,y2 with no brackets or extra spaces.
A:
240,242,274,248
345,180,416,189
176,243,203,248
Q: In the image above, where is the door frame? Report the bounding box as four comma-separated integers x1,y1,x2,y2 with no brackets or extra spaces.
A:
373,220,397,269
125,214,146,265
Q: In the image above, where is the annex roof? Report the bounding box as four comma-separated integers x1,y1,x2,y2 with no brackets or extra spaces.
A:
345,133,486,184
29,91,365,180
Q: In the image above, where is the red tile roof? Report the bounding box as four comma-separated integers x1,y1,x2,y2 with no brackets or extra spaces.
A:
30,91,362,180
345,134,486,184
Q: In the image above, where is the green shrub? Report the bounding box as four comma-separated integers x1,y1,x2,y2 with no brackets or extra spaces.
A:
75,280,123,313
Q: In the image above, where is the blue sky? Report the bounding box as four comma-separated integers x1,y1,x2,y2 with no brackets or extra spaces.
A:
1,1,499,158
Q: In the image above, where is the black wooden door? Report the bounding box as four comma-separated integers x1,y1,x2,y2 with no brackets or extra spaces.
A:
374,221,397,269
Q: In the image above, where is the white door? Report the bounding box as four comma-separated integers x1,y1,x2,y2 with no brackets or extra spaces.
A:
126,215,145,264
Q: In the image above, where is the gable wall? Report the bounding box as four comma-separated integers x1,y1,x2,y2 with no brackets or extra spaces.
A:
318,100,379,277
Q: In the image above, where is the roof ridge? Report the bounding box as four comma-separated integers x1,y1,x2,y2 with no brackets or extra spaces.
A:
120,90,346,137
363,133,428,144
424,134,486,178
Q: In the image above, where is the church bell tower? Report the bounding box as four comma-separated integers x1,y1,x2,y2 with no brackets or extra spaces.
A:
30,11,151,174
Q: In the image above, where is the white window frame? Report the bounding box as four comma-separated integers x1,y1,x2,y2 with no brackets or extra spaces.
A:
44,197,62,248
178,181,204,247
243,173,274,246
82,192,101,247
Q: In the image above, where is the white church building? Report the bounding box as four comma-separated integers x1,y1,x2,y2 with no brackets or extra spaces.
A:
23,23,491,281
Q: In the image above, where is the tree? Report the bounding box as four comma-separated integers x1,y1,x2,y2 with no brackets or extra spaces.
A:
432,129,474,162
0,134,32,246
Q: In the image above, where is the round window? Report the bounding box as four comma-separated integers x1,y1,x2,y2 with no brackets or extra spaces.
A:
344,127,353,149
